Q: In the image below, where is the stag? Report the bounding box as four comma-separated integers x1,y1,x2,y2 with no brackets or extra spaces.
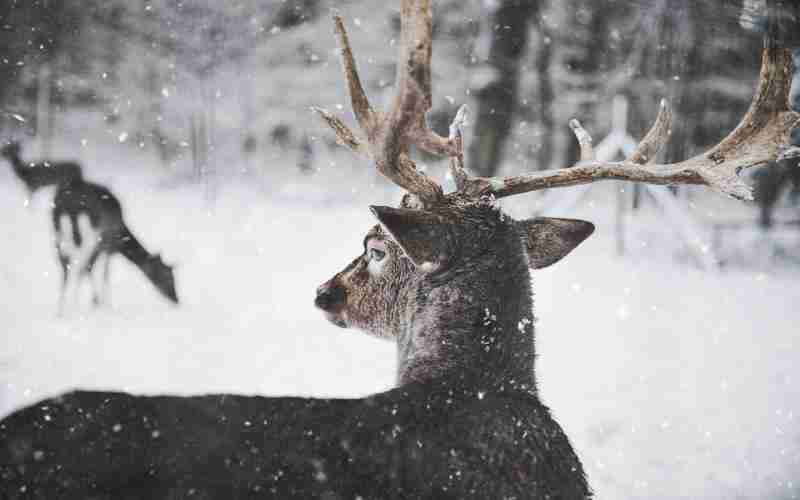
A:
1,1,798,499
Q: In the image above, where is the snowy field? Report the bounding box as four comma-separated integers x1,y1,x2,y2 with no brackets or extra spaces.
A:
1,158,799,500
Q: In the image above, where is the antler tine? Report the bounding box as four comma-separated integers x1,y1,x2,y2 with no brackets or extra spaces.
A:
627,98,672,165
397,0,460,158
384,0,459,160
332,14,377,134
313,105,446,204
471,47,800,202
396,0,433,117
447,105,470,190
411,116,461,157
379,0,435,151
373,0,444,204
568,119,595,161
311,106,367,154
317,5,444,206
691,46,799,199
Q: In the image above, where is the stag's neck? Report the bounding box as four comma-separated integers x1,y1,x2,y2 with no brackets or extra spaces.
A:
394,246,537,394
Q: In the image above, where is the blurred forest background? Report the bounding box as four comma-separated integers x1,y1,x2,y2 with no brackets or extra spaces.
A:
0,0,798,251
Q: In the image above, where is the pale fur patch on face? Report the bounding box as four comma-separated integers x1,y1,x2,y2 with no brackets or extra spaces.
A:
419,261,439,273
325,226,415,339
366,238,389,276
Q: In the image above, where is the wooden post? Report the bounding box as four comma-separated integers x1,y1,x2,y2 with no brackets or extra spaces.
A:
190,113,200,181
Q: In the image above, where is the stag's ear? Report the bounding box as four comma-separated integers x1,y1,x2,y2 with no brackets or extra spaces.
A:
518,217,594,269
370,205,451,272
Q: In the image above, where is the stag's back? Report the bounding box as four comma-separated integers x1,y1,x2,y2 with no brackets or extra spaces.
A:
0,380,589,499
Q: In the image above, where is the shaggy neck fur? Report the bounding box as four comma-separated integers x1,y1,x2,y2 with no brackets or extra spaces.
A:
392,223,537,394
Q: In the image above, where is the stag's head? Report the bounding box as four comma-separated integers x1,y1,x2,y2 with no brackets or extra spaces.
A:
315,195,593,338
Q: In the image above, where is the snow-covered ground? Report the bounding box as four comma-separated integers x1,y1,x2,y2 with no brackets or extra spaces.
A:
0,161,798,499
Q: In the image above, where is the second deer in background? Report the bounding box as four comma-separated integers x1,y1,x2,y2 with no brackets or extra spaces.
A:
1,140,178,312
52,179,179,314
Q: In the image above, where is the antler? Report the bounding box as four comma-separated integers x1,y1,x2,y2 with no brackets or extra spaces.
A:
315,1,464,206
318,3,800,206
454,47,800,202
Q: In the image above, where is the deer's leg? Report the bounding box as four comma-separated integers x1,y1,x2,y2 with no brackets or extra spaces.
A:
87,250,102,307
101,253,111,306
87,250,110,307
56,252,70,317
72,214,102,308
54,214,77,317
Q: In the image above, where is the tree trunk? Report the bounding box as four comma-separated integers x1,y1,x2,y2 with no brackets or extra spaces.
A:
203,85,217,204
557,1,612,169
190,112,207,183
36,62,53,158
534,22,554,170
467,0,539,178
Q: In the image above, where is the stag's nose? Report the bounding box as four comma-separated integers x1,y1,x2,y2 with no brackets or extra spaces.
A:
314,281,345,311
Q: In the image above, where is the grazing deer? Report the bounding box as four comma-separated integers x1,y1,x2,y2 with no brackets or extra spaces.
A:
0,141,83,200
0,141,176,309
1,2,798,499
52,179,179,312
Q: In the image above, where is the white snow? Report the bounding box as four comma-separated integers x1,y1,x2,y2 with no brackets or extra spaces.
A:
0,165,798,500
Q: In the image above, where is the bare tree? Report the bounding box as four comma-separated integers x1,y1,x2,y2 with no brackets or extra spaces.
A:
467,0,540,177
533,16,554,169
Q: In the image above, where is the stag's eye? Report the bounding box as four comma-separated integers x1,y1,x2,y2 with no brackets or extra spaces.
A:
369,248,386,262
365,239,389,276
